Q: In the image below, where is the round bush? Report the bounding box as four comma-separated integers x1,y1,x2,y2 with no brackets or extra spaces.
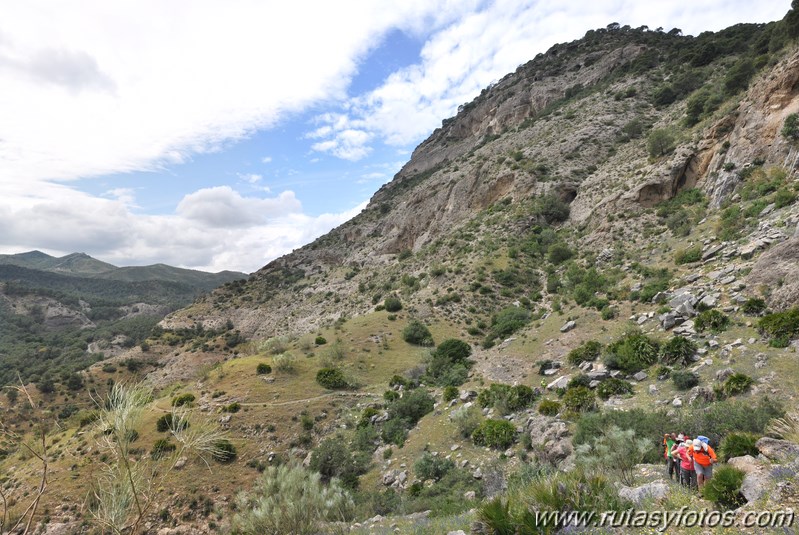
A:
472,419,516,449
596,378,634,400
701,465,745,509
156,413,189,433
567,341,602,365
443,386,459,402
256,362,272,375
212,439,237,463
314,335,327,345
695,309,730,333
742,298,767,316
384,297,403,312
538,399,561,416
171,393,196,407
402,319,434,346
719,432,760,461
672,370,699,390
316,368,349,390
721,373,753,397
659,336,697,366
414,452,454,481
562,386,596,413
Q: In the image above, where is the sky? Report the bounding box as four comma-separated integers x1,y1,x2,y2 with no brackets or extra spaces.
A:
0,1,791,273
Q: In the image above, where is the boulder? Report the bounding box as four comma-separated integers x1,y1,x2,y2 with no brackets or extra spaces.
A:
715,368,735,382
525,413,573,464
560,320,576,333
633,371,648,382
702,244,725,261
618,481,669,505
728,455,771,503
547,375,570,390
756,437,799,462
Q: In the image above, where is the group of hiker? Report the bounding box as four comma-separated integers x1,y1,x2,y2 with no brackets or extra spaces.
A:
663,432,717,489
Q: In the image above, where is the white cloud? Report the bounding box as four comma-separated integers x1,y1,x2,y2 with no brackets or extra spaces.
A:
0,0,463,182
238,172,263,184
309,0,791,154
176,186,300,228
0,182,362,273
261,156,272,164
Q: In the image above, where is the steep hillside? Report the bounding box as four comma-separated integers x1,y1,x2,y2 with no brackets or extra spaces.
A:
163,19,799,339
3,10,799,535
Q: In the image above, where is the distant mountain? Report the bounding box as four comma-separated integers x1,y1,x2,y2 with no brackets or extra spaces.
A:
0,251,247,288
0,251,117,275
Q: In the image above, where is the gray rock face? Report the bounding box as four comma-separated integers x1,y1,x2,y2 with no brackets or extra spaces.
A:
756,437,799,462
747,237,799,311
728,455,771,503
618,481,669,505
525,414,572,464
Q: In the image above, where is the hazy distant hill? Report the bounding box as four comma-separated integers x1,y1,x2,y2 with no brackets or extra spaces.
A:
0,251,247,291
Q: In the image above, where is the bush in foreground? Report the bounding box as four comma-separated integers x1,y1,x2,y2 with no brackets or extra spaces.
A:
701,466,745,509
231,464,353,535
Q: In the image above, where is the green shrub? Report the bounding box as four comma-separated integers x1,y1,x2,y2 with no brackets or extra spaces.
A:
575,425,651,485
256,363,272,375
782,113,799,141
574,408,671,463
604,330,659,374
596,378,634,400
567,374,591,389
272,353,296,373
647,128,676,157
472,419,516,449
414,453,454,481
547,244,573,264
223,402,241,413
402,319,434,346
156,413,174,433
562,386,596,414
677,398,784,446
171,393,196,407
442,386,459,402
316,368,349,390
538,399,561,416
719,432,760,461
674,245,702,264
383,297,402,312
758,308,799,345
231,464,353,535
567,341,602,365
450,405,483,438
310,436,369,489
659,336,697,366
774,187,797,208
721,373,753,397
477,384,538,414
694,309,730,333
383,390,399,402
388,389,434,426
701,466,745,509
314,336,327,345
485,307,530,345
426,339,472,386
212,439,237,463
672,370,699,390
151,438,176,460
532,194,570,224
742,298,767,315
